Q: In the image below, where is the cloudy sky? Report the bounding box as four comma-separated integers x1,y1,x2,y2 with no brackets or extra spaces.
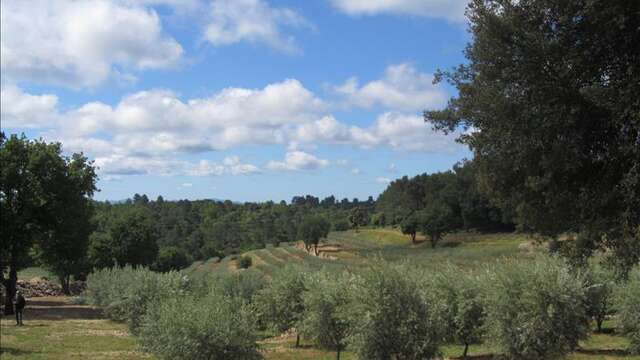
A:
1,0,471,202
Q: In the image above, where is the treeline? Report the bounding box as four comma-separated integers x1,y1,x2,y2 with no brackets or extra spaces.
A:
87,194,376,272
375,160,514,247
85,256,640,359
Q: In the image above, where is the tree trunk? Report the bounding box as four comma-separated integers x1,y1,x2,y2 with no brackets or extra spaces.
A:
411,233,416,244
336,348,341,360
295,333,300,348
596,318,603,333
463,342,469,358
430,235,438,248
3,268,17,315
60,274,71,295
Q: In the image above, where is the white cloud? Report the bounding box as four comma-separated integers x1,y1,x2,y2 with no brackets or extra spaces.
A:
351,168,361,175
266,151,329,171
94,155,259,177
204,0,313,53
329,0,467,23
1,0,183,88
0,85,60,128
333,63,448,111
376,176,392,184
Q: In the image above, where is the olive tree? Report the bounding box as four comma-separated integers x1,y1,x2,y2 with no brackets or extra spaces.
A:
139,293,260,360
430,265,485,358
615,267,640,355
301,270,352,360
349,263,443,359
254,265,307,347
584,261,616,332
482,255,589,359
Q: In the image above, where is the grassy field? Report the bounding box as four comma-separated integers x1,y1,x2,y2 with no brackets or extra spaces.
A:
2,228,638,359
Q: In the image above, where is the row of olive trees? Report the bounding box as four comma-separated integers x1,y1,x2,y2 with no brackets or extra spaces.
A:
255,257,639,360
85,256,640,360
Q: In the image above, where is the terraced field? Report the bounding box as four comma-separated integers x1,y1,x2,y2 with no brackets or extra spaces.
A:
185,228,535,277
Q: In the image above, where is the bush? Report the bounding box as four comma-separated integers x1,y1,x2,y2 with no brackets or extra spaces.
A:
482,256,589,359
207,270,266,303
584,260,616,332
254,265,306,344
429,265,484,358
153,246,191,272
139,292,260,360
332,219,350,231
85,266,190,334
301,270,353,360
615,267,640,354
237,255,252,269
349,263,443,359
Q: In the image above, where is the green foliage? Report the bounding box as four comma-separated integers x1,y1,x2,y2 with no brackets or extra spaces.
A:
584,260,617,332
419,200,459,248
301,270,352,359
332,218,351,231
298,216,330,255
400,214,419,244
238,255,253,269
348,207,369,231
349,263,443,360
85,265,189,335
615,268,640,354
139,292,260,360
205,270,266,303
429,265,484,357
153,246,190,272
0,133,97,302
254,265,306,335
426,0,640,272
482,256,589,359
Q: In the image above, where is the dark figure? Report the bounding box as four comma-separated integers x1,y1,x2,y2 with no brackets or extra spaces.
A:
14,291,26,325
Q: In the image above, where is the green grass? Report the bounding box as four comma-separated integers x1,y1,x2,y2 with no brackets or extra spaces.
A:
0,297,151,360
17,268,58,284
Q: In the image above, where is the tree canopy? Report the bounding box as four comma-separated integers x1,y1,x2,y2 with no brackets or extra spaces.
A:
426,0,640,271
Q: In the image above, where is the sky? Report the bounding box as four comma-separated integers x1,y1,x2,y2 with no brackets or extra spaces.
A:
1,0,473,202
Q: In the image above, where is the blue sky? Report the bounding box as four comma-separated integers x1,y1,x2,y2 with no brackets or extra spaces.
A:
1,0,472,202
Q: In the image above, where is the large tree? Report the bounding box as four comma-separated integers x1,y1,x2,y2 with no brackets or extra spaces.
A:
1,134,97,311
426,0,640,271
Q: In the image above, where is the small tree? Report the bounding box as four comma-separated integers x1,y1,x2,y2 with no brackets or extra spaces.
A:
482,255,589,359
400,214,419,244
301,271,352,360
584,261,616,332
153,246,190,272
139,293,261,360
615,267,640,355
254,266,307,347
430,265,485,358
419,201,458,248
349,263,443,359
348,207,369,232
298,216,330,255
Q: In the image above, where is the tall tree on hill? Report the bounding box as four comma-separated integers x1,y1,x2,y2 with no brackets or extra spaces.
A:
1,134,97,310
426,0,640,273
298,216,330,256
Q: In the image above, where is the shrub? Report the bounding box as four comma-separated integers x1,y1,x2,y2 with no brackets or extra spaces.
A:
349,263,443,359
237,255,252,269
207,270,266,303
254,265,306,345
429,265,484,358
139,293,260,360
615,267,640,354
301,270,353,360
332,219,351,231
153,246,191,272
85,266,190,334
584,260,616,332
482,255,589,359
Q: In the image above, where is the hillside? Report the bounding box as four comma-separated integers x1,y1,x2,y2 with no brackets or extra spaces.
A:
185,228,535,277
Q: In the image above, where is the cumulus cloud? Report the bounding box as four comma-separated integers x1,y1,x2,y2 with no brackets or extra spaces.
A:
204,0,313,53
329,0,467,23
376,176,392,184
333,63,448,111
1,0,184,88
266,151,329,171
0,85,60,128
